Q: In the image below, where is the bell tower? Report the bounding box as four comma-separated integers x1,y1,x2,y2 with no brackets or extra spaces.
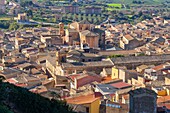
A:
59,22,65,36
15,32,21,49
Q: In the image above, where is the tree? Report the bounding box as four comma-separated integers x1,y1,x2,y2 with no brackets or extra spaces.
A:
9,22,19,30
49,91,61,100
0,105,13,113
26,10,33,18
0,82,74,113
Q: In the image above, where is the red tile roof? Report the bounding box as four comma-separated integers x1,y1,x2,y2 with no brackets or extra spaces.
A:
157,96,170,103
94,92,103,98
152,64,164,71
158,103,170,109
6,78,18,84
110,82,132,89
6,78,27,87
66,93,100,105
68,74,81,81
102,76,112,83
76,75,102,88
15,83,27,87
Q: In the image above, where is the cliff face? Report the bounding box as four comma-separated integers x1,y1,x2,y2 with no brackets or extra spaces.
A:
0,81,74,113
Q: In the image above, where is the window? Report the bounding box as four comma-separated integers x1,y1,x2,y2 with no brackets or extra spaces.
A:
86,107,89,113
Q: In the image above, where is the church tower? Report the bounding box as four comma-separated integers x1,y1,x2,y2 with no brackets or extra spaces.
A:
59,22,65,36
15,32,21,49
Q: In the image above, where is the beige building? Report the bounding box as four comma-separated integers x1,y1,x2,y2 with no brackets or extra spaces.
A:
15,32,29,49
69,20,93,32
64,20,100,49
65,29,79,45
120,34,143,50
18,13,28,22
112,66,139,82
80,30,99,49
40,34,63,46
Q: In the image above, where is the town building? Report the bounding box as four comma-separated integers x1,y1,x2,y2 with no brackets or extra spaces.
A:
85,6,102,14
62,3,79,13
17,13,28,22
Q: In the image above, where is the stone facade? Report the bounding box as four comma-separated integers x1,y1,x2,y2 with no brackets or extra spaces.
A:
129,88,157,113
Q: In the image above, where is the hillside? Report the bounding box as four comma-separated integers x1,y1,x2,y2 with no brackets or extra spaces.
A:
0,81,74,113
96,0,169,5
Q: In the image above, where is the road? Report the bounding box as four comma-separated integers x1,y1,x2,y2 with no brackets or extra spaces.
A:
29,19,59,26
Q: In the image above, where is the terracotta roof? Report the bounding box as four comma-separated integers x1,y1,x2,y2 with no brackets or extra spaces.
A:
102,76,112,83
6,78,18,84
80,30,98,37
76,74,102,88
66,93,99,105
152,64,165,71
124,34,134,41
110,82,132,89
157,96,170,103
15,83,27,87
68,74,81,81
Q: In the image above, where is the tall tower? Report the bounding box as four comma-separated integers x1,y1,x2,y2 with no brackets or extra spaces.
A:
59,22,65,36
129,88,157,113
15,32,21,49
56,50,67,66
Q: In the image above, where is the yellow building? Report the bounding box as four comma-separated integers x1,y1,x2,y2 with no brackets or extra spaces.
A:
111,67,119,79
165,76,170,85
157,90,167,96
152,87,167,96
66,93,100,113
166,88,170,96
18,13,28,22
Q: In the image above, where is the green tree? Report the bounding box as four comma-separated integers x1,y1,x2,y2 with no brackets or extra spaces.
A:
9,22,19,30
26,10,33,18
0,105,13,113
